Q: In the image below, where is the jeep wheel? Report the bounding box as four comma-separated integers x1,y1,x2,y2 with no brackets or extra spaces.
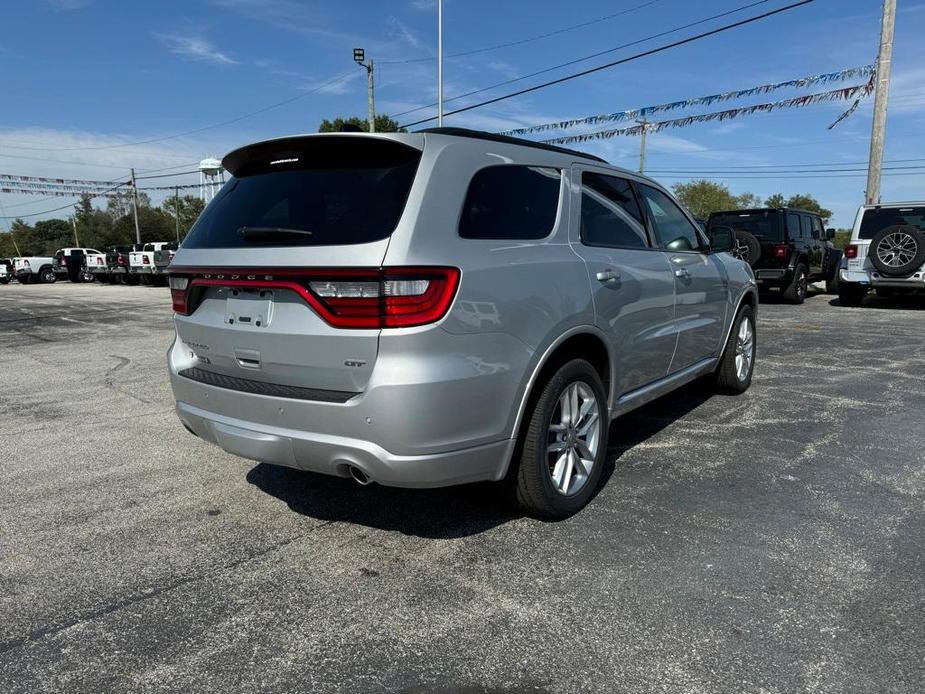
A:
838,281,867,307
511,359,608,520
782,263,809,304
0,278,8,285
731,230,761,267
714,304,756,395
869,225,925,277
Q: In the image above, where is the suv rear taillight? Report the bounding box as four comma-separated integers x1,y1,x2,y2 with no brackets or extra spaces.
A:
845,244,858,259
773,244,789,259
117,255,125,265
143,255,151,265
169,267,460,328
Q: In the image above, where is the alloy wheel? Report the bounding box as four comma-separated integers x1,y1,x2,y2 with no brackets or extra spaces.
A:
735,317,755,382
546,382,601,497
877,231,918,268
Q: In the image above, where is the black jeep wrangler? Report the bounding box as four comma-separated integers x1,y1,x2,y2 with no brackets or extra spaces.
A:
707,207,842,304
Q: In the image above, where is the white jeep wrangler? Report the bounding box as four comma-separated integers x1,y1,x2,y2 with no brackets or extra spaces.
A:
838,202,925,306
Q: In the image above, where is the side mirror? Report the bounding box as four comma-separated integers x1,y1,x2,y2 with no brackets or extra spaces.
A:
826,228,836,240
710,226,735,253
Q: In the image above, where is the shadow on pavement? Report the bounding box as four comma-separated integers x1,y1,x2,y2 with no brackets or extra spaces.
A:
829,293,925,311
248,379,716,537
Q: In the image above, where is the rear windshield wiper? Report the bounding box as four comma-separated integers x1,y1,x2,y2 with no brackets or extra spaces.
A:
237,226,313,240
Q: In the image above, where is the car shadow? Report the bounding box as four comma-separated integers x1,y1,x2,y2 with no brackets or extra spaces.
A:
247,380,716,538
829,293,925,311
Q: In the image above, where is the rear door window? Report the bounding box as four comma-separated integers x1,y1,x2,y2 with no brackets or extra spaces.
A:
183,137,422,248
800,215,813,240
459,165,561,240
786,213,801,240
708,210,782,241
858,206,925,239
579,173,649,248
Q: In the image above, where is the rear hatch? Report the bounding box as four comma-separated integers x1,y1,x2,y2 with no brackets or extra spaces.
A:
169,134,427,394
710,209,786,268
850,205,925,270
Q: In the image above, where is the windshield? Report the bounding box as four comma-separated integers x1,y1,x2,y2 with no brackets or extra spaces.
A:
708,210,782,241
859,206,925,239
182,138,421,249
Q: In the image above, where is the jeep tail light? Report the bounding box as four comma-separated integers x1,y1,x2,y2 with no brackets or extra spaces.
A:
117,256,125,265
845,244,858,259
773,244,789,259
143,255,150,265
169,276,190,314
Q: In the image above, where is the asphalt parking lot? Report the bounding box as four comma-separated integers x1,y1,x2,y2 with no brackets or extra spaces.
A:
1,282,922,694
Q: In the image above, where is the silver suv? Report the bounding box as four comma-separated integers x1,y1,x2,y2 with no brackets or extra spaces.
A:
168,128,758,519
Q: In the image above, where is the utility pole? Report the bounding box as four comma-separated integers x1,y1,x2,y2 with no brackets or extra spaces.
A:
437,0,444,126
637,118,649,174
129,168,141,245
71,217,80,246
353,49,376,132
174,185,181,243
866,0,896,205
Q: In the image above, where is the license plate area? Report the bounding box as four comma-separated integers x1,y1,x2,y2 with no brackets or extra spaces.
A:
225,289,273,328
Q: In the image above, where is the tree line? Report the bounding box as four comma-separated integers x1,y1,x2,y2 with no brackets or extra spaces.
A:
670,179,833,222
0,192,204,258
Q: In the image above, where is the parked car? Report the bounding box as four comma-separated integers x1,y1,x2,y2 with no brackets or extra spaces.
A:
129,242,175,285
0,258,11,284
53,247,100,282
706,207,841,303
167,129,758,519
838,201,925,305
105,244,140,284
14,255,56,284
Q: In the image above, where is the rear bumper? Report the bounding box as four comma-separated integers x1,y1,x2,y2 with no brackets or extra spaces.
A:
840,267,925,287
176,400,514,488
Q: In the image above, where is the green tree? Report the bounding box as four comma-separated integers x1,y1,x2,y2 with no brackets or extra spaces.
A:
672,180,746,219
764,193,832,223
161,194,205,241
34,219,73,253
735,192,763,209
765,193,786,208
318,115,406,133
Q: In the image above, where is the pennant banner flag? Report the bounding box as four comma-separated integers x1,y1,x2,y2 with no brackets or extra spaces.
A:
542,79,875,145
0,173,121,187
500,64,875,136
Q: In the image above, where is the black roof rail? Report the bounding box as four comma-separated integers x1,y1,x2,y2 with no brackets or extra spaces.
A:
419,127,608,164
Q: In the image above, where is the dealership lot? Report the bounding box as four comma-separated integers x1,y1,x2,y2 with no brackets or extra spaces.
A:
1,283,922,693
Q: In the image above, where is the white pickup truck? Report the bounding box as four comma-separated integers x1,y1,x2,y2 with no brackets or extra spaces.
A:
0,258,11,284
129,242,176,285
53,247,104,282
13,255,57,284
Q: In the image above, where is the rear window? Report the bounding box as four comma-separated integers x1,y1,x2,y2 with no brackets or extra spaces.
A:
183,137,421,248
459,166,561,240
859,206,925,239
709,210,782,241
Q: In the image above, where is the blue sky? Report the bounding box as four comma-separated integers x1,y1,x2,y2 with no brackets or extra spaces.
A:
1,0,923,228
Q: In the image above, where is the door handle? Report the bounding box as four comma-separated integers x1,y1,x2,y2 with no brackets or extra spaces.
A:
595,269,619,283
674,268,691,280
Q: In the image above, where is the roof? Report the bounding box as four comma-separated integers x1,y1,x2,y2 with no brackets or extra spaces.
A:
418,127,608,164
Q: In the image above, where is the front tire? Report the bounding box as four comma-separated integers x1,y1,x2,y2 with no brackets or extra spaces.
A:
782,263,808,304
714,304,756,395
39,268,56,284
838,282,867,307
511,359,608,520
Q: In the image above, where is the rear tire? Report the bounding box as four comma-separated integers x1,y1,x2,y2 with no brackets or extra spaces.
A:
0,278,9,285
510,359,608,520
838,282,867,307
39,267,56,284
714,305,756,395
782,263,808,304
125,274,140,286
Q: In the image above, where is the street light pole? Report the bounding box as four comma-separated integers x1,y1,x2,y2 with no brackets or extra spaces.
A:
130,168,141,245
353,48,376,133
437,0,444,126
866,0,896,205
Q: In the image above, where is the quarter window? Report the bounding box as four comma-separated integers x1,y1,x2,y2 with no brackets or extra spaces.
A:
638,184,703,252
800,215,813,240
580,173,649,248
459,166,561,240
786,213,801,240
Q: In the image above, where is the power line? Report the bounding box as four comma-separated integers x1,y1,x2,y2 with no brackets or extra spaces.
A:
134,169,201,180
391,0,777,122
0,182,129,219
381,0,666,65
0,71,357,153
647,164,925,174
654,171,925,180
644,157,925,172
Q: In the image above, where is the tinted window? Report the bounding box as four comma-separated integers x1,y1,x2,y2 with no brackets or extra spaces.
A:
459,166,561,240
812,217,824,239
580,173,648,248
858,206,925,239
800,215,813,240
638,184,703,251
708,210,782,241
786,213,801,240
183,138,421,248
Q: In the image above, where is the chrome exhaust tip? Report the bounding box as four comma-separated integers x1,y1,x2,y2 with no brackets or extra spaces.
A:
348,466,371,486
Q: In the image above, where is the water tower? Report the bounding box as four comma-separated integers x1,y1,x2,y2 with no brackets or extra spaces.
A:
199,158,224,203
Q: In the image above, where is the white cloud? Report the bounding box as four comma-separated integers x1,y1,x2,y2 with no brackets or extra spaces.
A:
155,33,238,66
210,0,356,43
387,17,427,51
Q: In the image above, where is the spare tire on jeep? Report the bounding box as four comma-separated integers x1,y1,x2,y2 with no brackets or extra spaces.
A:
868,225,925,277
730,230,761,267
